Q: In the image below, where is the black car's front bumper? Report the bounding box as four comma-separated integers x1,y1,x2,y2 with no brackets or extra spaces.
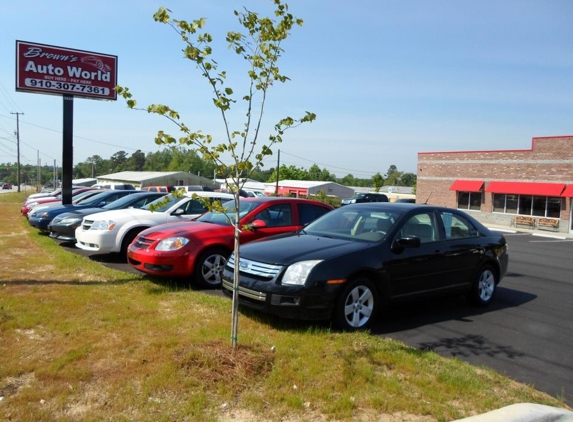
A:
221,273,340,322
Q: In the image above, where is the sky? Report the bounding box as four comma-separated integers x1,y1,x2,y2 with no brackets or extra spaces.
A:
1,0,572,180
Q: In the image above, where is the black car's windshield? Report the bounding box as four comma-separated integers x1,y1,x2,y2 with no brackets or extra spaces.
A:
197,200,262,226
74,191,110,206
304,206,404,242
102,193,148,209
72,190,100,203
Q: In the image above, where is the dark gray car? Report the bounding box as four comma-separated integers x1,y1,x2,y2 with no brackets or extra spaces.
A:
341,192,388,206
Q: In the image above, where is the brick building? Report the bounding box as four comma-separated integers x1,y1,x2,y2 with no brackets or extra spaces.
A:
417,135,573,233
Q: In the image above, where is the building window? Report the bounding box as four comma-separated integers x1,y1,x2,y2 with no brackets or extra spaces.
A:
457,191,482,211
492,194,561,218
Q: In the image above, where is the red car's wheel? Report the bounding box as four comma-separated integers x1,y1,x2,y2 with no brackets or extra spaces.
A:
193,247,230,289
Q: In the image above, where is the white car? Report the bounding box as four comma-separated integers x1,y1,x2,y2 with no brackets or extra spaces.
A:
75,191,234,256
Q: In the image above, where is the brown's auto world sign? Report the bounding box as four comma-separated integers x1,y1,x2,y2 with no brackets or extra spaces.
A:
15,40,118,101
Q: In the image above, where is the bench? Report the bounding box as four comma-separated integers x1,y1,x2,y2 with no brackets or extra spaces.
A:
537,217,559,232
513,215,536,229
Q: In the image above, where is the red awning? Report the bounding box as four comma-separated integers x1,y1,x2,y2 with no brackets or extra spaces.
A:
485,181,565,196
561,185,573,197
449,180,484,192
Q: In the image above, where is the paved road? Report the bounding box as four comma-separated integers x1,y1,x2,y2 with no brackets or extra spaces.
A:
55,231,573,406
372,232,573,406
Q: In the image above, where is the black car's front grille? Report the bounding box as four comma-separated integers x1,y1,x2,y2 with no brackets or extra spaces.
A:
133,235,154,249
227,255,282,280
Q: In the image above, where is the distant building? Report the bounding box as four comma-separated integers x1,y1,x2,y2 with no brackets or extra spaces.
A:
264,180,354,199
71,178,97,187
96,171,217,189
417,135,573,233
215,178,266,194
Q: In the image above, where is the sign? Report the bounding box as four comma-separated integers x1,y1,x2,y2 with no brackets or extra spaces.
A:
15,40,118,101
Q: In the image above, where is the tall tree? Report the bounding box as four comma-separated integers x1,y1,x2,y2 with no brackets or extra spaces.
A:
110,151,129,173
400,172,417,187
372,172,384,192
117,1,314,348
385,164,398,179
143,149,174,171
127,150,146,171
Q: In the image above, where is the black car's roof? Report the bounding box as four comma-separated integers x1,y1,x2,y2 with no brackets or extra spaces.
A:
224,197,327,204
337,202,490,232
339,202,421,211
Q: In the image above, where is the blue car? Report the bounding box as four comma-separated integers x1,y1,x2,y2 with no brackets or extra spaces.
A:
27,190,140,232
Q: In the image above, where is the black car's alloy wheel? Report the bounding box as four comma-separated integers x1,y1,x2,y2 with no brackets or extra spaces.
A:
194,248,229,289
334,278,378,330
467,265,497,306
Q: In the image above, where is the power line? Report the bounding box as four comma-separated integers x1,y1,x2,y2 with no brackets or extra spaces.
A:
0,80,22,114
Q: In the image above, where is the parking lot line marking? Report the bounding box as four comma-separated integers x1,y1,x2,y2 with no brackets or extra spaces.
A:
531,233,567,240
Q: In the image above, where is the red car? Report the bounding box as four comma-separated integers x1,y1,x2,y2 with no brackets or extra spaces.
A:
21,188,99,216
127,197,333,288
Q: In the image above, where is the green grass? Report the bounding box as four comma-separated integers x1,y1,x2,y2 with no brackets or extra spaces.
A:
0,197,569,421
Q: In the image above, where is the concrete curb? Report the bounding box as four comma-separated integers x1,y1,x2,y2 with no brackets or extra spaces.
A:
486,224,573,240
452,403,573,422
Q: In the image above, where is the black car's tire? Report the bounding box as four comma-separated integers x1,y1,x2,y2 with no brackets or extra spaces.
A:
193,247,230,289
333,278,378,331
467,265,497,306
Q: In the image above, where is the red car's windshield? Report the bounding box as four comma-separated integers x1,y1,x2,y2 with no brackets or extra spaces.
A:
197,200,262,226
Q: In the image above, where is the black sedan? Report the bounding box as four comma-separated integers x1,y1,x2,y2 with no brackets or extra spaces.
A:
48,191,166,241
222,203,509,330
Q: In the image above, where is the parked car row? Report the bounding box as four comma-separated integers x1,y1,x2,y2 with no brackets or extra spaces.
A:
23,189,334,288
22,189,509,331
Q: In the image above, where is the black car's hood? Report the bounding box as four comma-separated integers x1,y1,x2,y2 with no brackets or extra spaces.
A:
40,203,102,217
239,233,372,265
56,207,108,218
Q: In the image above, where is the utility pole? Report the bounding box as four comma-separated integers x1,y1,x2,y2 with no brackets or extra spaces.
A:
10,112,23,193
37,150,40,189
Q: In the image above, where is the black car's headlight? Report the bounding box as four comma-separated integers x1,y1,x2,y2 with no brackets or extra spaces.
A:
58,217,83,226
282,260,323,286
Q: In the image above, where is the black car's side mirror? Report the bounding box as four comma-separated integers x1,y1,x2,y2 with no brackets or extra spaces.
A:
391,236,421,253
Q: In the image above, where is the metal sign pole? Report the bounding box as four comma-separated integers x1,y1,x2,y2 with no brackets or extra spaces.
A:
62,95,74,205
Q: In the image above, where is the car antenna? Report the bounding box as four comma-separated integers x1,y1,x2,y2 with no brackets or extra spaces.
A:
423,192,432,205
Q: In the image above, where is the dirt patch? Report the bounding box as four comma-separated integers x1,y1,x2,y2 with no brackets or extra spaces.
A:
0,373,35,399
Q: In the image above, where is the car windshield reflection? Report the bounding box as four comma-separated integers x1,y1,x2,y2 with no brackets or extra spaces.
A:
197,200,262,226
304,208,403,242
140,193,180,212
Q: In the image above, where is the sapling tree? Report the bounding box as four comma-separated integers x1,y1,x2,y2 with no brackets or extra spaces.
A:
116,0,315,348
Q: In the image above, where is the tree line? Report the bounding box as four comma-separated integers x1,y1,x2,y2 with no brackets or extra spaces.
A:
0,146,416,189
